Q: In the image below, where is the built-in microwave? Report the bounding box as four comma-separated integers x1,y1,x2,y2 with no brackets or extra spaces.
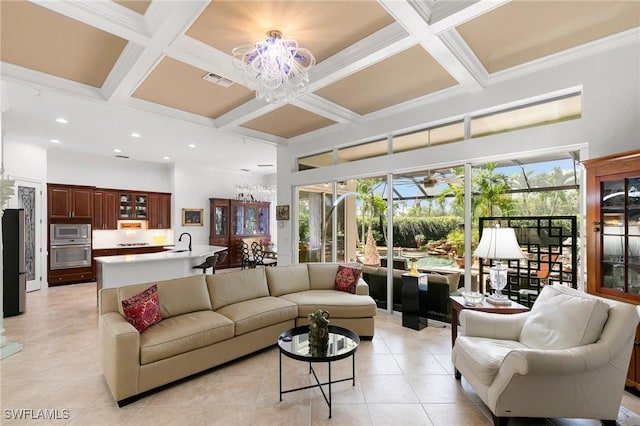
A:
50,224,91,245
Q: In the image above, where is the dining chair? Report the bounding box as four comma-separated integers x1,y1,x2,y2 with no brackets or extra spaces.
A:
251,241,277,267
239,241,255,269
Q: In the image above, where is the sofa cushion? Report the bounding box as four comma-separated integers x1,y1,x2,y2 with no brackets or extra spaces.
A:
280,290,377,318
117,275,211,319
454,336,527,386
207,268,270,310
140,310,234,365
520,285,610,350
265,264,310,296
308,263,362,290
335,265,362,294
121,284,162,333
307,263,338,290
216,296,298,336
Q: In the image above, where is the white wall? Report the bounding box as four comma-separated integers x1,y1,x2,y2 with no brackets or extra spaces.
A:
172,164,274,246
4,138,47,181
276,39,640,265
5,138,275,254
47,149,171,192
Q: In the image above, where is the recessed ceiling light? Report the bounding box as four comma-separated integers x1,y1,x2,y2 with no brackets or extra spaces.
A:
49,139,60,144
163,156,171,160
131,132,141,138
113,148,122,153
188,143,196,148
55,118,68,124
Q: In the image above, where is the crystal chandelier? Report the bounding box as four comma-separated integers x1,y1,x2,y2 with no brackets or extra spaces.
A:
235,183,276,203
232,30,315,104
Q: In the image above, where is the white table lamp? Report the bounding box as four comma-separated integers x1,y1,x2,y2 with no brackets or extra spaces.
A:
473,226,526,303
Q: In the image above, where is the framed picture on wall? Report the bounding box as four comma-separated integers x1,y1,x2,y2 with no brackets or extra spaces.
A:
182,208,203,226
276,205,289,221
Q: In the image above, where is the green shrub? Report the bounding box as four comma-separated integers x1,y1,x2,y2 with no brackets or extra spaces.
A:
357,216,463,247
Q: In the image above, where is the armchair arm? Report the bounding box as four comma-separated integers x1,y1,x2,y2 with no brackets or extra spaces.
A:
356,277,370,296
459,310,528,341
99,312,140,402
501,342,618,377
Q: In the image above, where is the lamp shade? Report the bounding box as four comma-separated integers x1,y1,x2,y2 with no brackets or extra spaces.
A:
473,227,526,260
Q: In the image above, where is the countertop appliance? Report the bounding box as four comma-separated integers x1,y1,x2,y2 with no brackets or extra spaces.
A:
3,209,26,317
50,223,91,270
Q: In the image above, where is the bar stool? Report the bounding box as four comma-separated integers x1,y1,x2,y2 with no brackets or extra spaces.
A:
193,254,218,274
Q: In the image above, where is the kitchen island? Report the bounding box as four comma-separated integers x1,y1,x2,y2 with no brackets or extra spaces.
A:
95,244,227,290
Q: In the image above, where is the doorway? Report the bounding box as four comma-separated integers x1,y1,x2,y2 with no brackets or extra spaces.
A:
7,179,44,292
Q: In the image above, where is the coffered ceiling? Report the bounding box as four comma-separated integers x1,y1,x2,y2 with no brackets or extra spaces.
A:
1,0,639,172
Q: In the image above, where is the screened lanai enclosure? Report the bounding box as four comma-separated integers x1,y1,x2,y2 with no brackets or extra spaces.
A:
296,151,582,321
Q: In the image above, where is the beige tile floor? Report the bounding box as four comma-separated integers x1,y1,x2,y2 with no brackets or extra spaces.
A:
2,281,640,425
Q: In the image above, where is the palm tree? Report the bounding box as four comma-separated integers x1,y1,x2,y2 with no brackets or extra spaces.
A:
437,163,514,218
356,178,387,244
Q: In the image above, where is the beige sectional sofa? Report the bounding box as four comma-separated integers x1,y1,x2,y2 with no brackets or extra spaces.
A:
98,263,376,405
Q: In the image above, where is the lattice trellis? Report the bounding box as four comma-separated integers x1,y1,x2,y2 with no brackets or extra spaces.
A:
478,216,578,307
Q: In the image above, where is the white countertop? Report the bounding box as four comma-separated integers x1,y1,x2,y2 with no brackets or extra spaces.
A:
95,245,227,264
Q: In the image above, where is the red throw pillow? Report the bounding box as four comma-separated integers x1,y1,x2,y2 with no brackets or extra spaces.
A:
335,265,362,294
121,284,162,333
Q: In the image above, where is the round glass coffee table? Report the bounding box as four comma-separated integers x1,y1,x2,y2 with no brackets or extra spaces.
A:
277,325,360,418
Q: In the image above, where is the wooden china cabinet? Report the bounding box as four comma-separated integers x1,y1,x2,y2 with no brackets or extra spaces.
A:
584,149,640,391
209,198,231,268
209,198,270,268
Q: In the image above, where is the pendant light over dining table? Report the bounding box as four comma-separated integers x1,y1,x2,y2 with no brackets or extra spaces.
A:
232,30,316,104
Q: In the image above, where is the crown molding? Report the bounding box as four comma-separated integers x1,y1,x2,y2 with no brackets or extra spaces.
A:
291,94,363,125
488,27,640,85
226,126,288,147
123,96,217,129
429,0,509,33
1,62,104,101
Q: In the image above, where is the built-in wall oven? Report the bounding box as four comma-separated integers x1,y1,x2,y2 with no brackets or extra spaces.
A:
50,224,92,270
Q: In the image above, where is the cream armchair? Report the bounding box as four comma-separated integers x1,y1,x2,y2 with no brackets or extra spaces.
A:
452,285,639,426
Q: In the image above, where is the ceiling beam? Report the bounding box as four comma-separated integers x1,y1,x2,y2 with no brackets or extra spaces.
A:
378,0,483,91
216,22,415,130
102,1,210,104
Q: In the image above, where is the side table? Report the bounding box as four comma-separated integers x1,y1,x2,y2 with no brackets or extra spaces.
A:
450,295,529,379
402,273,428,330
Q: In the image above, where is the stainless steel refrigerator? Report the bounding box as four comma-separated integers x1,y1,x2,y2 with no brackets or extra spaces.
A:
3,208,26,317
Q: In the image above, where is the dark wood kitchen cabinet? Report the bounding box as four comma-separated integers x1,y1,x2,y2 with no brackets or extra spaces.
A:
148,192,172,229
93,189,118,230
48,184,93,220
48,266,94,286
119,192,148,219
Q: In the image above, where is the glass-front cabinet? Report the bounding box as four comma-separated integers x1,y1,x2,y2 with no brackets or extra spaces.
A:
599,177,640,295
119,193,148,219
585,149,640,392
209,198,270,268
231,202,269,236
213,200,229,238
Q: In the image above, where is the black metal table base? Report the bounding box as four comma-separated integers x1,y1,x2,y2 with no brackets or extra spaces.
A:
279,351,356,418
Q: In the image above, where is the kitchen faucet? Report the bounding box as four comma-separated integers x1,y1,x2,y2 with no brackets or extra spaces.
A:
178,232,192,251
